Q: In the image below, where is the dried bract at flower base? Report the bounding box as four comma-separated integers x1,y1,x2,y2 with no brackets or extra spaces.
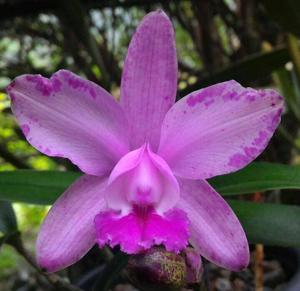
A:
127,247,187,291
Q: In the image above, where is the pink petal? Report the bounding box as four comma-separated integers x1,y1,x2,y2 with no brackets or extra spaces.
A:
36,175,108,272
106,144,180,215
7,70,130,176
158,81,284,179
121,11,178,151
95,207,189,254
178,178,249,271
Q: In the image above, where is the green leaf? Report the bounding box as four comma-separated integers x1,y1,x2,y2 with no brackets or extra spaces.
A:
0,170,80,205
274,68,300,120
0,201,18,235
1,163,300,205
260,0,300,37
180,47,290,96
209,162,300,195
230,200,300,247
0,236,5,248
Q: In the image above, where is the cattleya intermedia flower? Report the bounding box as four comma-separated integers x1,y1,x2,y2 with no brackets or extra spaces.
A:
7,11,283,273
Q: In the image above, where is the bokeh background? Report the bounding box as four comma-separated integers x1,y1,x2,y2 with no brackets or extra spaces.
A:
1,0,300,290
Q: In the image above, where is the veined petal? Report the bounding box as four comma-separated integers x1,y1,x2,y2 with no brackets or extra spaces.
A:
7,70,130,176
178,178,249,271
121,11,178,151
36,175,108,272
158,81,284,179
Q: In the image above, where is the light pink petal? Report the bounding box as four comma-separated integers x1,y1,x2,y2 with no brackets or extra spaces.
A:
158,81,284,179
7,70,130,176
95,208,189,254
178,178,249,271
36,175,108,272
106,144,180,215
121,11,178,150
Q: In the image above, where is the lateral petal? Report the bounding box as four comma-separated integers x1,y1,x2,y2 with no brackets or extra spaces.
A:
159,81,284,179
7,70,130,176
36,175,108,272
178,178,249,271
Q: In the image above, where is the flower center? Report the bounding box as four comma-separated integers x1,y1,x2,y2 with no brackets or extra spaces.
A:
105,143,180,215
125,148,162,207
95,144,189,254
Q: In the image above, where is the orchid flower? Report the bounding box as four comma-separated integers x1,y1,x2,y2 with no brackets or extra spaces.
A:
7,11,283,273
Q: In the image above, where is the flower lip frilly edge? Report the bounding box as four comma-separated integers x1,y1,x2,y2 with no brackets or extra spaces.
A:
7,10,284,273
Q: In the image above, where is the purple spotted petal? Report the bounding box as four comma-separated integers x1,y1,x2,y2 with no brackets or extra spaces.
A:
121,11,177,151
178,178,249,271
158,80,284,179
36,175,108,272
7,70,130,176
